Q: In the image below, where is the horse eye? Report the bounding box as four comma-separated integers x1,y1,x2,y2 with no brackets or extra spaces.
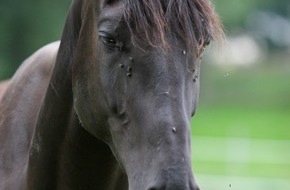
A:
100,36,117,48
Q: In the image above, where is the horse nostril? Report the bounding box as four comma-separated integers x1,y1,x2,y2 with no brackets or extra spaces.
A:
191,184,200,190
148,185,166,190
148,188,165,190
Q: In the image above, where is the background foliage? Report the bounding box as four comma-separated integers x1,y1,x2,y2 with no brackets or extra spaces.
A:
0,0,70,78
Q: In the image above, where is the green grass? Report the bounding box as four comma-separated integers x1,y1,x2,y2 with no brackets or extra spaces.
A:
189,55,290,189
191,106,290,140
199,55,290,110
190,106,290,189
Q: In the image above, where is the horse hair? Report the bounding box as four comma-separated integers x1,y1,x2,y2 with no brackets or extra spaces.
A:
123,0,224,56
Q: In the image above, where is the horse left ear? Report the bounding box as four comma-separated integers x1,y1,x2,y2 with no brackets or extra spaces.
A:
72,0,100,88
72,0,106,134
73,0,99,78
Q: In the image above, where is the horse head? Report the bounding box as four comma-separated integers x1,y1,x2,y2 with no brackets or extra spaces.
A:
69,0,222,189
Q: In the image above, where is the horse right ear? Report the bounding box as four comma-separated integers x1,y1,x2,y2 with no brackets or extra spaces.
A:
53,0,84,77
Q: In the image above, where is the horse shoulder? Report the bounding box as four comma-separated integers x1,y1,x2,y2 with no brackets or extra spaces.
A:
0,41,60,189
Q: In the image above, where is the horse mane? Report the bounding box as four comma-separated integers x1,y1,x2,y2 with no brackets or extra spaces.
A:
123,0,223,56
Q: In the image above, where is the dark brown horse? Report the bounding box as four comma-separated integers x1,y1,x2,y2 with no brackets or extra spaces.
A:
0,0,223,189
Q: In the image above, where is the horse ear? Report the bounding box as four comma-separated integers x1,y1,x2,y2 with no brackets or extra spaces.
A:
50,0,83,83
71,0,106,132
72,0,100,84
50,0,99,86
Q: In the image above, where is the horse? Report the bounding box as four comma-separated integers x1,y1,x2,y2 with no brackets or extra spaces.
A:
0,80,9,101
0,0,223,189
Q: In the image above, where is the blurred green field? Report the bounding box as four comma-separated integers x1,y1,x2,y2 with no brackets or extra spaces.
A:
190,54,290,190
191,107,290,189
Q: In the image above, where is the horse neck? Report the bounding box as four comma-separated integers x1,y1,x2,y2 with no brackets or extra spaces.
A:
57,111,127,189
27,108,127,190
25,0,127,188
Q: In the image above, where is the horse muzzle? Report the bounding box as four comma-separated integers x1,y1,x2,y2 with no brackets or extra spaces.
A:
147,180,200,190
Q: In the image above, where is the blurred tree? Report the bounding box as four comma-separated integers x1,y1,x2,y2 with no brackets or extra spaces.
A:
214,0,260,30
213,0,290,32
0,0,70,79
258,0,290,17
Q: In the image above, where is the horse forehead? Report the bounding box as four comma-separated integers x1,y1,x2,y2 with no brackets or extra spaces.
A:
99,1,124,21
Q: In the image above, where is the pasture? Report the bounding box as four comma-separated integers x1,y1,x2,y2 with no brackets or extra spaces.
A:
191,53,290,190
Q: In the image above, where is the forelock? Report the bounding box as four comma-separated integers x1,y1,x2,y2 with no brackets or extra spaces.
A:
123,0,223,57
